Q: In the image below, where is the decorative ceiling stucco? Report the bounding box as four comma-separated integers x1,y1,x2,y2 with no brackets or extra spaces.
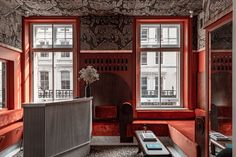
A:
0,0,203,16
203,0,232,26
80,16,133,50
0,0,203,49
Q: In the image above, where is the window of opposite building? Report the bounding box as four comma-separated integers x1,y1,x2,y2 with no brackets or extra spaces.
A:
32,23,74,102
61,71,70,90
137,21,182,108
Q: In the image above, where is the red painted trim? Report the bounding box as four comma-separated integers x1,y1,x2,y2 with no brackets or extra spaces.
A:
76,18,80,97
204,11,232,157
211,50,232,53
80,50,132,53
198,50,206,73
0,45,21,110
0,43,22,53
204,12,232,31
136,110,195,120
7,62,14,109
205,31,210,157
132,17,137,118
195,109,206,117
24,16,78,23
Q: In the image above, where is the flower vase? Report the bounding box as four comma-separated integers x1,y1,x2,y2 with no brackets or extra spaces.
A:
85,84,91,97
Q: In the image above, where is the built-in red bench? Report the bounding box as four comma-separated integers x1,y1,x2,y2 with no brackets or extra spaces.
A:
131,120,198,157
0,109,23,151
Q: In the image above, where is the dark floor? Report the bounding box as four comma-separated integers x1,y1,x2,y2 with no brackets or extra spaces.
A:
13,146,142,157
13,136,186,157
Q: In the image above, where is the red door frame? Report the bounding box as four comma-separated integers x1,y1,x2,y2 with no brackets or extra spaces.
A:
204,11,232,157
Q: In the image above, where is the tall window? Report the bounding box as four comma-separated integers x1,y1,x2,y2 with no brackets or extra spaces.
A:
0,61,6,109
61,71,70,89
32,24,74,102
138,22,181,108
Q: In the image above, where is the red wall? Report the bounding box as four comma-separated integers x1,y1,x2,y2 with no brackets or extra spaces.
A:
0,44,23,151
197,49,206,110
0,44,21,109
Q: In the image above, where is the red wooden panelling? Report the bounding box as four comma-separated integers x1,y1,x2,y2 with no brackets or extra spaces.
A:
0,122,23,152
0,109,23,129
136,110,195,120
92,122,120,136
198,50,205,73
79,53,132,89
211,52,232,73
0,45,21,109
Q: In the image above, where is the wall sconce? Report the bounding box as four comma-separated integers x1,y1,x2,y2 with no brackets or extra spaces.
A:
189,10,193,18
25,11,30,17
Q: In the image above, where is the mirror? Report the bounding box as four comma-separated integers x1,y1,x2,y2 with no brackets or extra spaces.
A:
209,21,232,156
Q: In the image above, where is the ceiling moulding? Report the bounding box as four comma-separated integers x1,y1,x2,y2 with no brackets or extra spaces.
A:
203,0,232,28
0,0,203,17
0,42,22,53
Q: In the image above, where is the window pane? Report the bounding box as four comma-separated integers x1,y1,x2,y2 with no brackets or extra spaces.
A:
54,52,73,100
161,24,180,48
161,52,180,106
33,25,52,48
61,52,70,58
141,52,147,65
140,51,180,107
40,52,49,58
61,71,70,89
140,51,160,106
53,25,73,48
40,71,49,90
140,24,160,48
0,61,6,109
33,52,53,102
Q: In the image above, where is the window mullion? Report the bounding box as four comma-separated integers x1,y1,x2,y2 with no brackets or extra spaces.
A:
159,25,162,107
158,52,161,107
52,52,55,100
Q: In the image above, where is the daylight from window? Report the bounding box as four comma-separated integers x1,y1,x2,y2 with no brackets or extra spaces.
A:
32,24,73,102
140,24,180,107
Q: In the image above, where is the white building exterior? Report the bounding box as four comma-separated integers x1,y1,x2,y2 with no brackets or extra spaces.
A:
140,24,180,107
33,52,73,102
32,24,74,102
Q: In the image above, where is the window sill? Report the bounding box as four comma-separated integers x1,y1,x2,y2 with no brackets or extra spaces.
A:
135,108,195,120
136,107,188,111
0,108,9,113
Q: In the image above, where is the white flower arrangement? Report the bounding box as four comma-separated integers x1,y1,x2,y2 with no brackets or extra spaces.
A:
79,66,99,85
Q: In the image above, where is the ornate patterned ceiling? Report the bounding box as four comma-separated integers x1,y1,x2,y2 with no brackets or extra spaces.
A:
0,0,203,16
